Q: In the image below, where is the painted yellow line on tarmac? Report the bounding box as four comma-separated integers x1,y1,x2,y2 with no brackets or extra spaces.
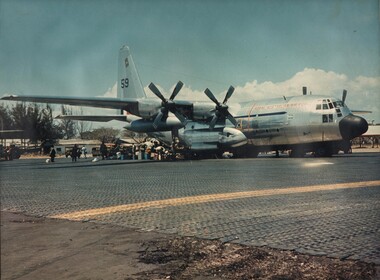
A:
51,180,380,221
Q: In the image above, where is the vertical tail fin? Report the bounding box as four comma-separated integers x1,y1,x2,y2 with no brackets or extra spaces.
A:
117,45,147,100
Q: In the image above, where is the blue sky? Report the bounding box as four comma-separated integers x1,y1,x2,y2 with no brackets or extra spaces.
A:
1,0,379,121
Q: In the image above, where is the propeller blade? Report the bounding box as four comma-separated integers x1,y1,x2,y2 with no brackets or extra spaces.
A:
342,89,347,104
149,83,166,102
173,110,187,124
209,114,219,130
205,86,238,130
226,112,238,127
222,86,235,104
204,88,220,106
170,81,184,100
152,110,164,129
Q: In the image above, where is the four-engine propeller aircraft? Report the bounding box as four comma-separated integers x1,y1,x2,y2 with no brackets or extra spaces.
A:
1,45,369,158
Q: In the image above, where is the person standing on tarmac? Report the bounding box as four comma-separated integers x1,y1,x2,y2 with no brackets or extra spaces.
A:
71,144,78,162
100,141,107,160
50,146,56,162
81,146,87,158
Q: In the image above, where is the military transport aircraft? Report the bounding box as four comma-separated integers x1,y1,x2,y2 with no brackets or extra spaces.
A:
1,45,368,158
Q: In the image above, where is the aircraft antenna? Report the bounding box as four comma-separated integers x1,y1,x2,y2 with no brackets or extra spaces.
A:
342,89,347,104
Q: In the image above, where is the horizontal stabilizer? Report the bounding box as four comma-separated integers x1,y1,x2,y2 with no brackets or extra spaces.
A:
55,115,127,122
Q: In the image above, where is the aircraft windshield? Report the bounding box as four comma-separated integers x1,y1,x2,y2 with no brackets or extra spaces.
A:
333,101,344,108
316,99,344,110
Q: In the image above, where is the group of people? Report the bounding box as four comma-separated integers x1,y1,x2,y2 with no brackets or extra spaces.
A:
69,144,88,162
99,140,170,161
49,144,87,163
1,145,19,160
47,139,171,163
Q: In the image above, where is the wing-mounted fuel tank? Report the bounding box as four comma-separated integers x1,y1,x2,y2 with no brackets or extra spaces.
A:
180,123,247,151
124,116,184,132
218,127,248,148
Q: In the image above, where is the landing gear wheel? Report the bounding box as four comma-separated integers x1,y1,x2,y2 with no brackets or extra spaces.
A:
289,149,305,158
314,146,333,157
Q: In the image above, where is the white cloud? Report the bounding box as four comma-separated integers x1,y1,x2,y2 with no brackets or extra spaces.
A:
99,68,380,123
98,83,117,98
229,68,379,122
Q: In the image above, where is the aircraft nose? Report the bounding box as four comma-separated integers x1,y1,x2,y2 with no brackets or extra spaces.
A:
339,114,368,140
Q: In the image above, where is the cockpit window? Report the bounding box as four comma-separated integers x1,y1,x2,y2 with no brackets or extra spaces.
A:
317,99,343,111
336,108,342,117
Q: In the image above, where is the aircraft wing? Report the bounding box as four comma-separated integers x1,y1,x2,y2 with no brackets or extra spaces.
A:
55,115,127,122
1,94,139,111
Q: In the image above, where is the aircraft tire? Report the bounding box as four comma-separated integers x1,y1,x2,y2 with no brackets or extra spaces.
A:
314,146,333,157
289,149,305,158
232,148,258,158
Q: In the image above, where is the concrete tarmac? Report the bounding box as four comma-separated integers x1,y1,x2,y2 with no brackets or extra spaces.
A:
1,151,380,279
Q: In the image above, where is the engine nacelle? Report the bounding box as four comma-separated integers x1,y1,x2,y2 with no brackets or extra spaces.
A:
124,117,184,132
136,100,161,119
192,102,215,121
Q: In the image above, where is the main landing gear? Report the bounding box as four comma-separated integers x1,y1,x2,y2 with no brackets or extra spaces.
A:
289,144,334,158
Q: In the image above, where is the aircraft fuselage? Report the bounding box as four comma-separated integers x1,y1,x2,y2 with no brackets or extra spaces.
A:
231,94,367,156
141,94,367,157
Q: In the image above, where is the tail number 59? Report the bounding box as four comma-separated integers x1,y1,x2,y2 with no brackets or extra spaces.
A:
121,78,129,88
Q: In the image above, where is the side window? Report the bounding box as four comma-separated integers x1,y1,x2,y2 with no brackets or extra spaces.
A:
316,104,321,110
323,104,328,110
323,114,334,123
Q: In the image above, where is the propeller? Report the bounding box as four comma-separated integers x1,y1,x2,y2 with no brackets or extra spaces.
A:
204,86,237,130
148,81,187,129
342,89,347,104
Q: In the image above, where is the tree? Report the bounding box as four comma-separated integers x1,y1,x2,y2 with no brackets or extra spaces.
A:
80,127,120,142
9,102,62,143
76,108,92,139
122,130,147,144
0,104,14,130
11,103,37,141
58,105,77,139
36,104,63,141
